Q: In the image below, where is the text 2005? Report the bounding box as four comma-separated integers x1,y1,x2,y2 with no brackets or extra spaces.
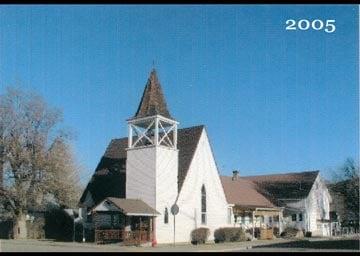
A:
285,19,336,33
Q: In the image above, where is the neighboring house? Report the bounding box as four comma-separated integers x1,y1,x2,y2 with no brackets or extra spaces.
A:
79,69,230,244
220,171,283,239
243,171,332,236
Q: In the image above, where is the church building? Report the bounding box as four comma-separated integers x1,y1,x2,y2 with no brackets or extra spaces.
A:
79,69,230,244
78,69,331,244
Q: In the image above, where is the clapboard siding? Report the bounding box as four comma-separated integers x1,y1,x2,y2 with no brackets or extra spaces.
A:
174,128,229,242
126,147,157,208
304,175,331,236
155,146,179,243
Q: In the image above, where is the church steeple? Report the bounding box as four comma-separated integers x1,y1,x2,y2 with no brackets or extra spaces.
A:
127,69,178,150
132,69,173,120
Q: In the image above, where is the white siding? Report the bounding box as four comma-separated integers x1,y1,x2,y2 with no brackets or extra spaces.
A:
173,129,229,243
126,145,178,244
155,146,179,243
303,174,332,236
126,146,157,208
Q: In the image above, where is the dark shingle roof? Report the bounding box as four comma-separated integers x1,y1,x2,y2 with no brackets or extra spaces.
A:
220,176,274,208
132,69,172,120
79,125,204,207
243,171,320,202
95,197,160,216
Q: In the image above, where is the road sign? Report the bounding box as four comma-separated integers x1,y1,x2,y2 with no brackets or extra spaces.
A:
171,204,179,215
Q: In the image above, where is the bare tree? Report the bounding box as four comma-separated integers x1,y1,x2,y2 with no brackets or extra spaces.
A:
330,158,359,227
0,87,81,223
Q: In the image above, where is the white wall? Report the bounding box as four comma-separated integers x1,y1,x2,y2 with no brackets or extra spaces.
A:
126,144,178,244
304,174,332,236
173,128,229,243
280,174,332,236
155,146,179,243
126,146,157,208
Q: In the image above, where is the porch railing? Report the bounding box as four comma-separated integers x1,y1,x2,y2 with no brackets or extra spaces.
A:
95,229,152,245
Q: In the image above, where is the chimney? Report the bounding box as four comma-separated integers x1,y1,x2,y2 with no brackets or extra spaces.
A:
232,170,240,181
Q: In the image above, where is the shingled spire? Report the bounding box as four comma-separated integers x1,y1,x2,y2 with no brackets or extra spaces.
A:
133,69,172,120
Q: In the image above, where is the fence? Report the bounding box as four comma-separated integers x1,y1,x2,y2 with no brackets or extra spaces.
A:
95,229,152,245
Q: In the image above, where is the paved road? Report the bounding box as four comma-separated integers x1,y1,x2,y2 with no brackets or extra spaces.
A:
0,236,359,252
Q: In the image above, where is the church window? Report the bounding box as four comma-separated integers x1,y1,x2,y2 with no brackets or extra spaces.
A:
292,214,297,221
164,207,169,224
201,185,207,225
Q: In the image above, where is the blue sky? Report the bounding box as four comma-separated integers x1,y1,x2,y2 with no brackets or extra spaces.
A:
0,5,358,185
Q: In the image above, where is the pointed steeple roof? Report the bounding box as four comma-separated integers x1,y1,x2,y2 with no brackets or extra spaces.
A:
133,69,173,120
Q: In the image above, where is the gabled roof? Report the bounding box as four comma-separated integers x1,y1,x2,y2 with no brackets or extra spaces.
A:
79,125,204,207
93,197,160,216
220,176,275,208
132,69,172,120
243,170,320,202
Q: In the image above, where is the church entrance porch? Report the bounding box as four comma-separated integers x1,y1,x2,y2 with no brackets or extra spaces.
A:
91,197,160,245
94,215,154,245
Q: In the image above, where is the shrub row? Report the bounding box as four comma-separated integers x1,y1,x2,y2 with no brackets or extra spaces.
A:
214,227,246,243
190,227,246,244
190,228,210,245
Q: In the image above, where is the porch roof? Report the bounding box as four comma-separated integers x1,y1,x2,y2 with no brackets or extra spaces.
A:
93,197,160,216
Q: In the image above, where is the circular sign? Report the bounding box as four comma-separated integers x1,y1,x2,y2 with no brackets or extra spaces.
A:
171,204,179,215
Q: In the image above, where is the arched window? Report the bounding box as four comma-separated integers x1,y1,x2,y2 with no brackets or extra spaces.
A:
164,207,169,224
201,185,206,225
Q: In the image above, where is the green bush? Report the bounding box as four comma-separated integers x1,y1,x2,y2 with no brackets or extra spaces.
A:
214,227,246,243
191,228,210,245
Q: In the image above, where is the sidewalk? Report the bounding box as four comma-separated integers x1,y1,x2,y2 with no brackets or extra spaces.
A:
0,238,292,252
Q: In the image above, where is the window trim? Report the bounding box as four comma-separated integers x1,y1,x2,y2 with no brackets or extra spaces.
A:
164,207,169,224
201,185,207,225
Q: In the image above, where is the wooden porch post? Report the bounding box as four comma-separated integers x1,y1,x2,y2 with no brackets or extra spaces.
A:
252,211,255,240
139,217,142,245
152,216,157,247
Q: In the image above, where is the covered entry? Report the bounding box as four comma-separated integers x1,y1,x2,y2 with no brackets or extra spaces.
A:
92,197,160,245
233,205,283,240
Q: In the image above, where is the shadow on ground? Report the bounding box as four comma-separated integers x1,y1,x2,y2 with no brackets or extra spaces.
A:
253,239,360,250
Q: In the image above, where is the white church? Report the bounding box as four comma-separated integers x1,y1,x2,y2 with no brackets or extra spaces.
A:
78,69,332,244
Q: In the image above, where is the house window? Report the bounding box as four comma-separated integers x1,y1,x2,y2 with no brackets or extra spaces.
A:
292,214,297,221
201,185,206,225
298,213,303,221
164,208,169,224
244,215,249,224
269,216,273,224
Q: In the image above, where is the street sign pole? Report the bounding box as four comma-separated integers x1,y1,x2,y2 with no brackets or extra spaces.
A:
173,215,176,247
171,203,179,247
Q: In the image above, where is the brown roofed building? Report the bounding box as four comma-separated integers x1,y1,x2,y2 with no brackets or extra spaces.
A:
79,69,230,244
220,176,274,209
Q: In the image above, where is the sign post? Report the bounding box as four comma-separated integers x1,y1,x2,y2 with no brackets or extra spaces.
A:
171,203,179,247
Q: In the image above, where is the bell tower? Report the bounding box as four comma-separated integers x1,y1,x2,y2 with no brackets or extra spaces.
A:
127,69,178,150
125,69,179,243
